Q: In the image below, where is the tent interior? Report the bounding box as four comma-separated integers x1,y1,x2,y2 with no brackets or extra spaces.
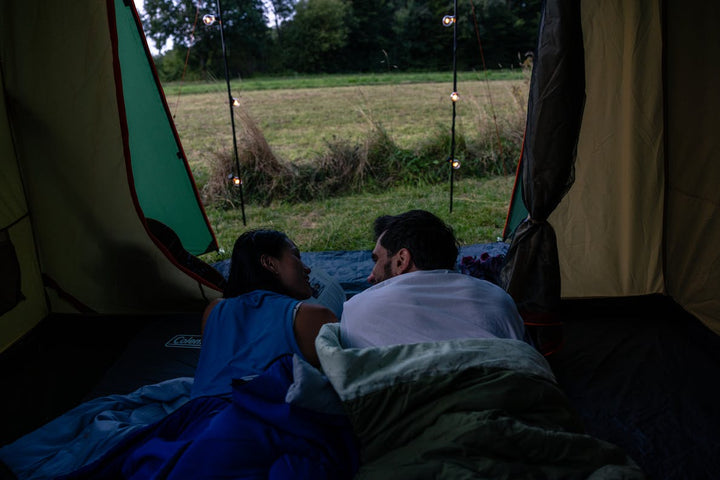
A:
1,0,720,479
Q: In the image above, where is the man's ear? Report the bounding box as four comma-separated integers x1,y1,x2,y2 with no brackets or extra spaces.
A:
393,248,415,274
260,254,278,275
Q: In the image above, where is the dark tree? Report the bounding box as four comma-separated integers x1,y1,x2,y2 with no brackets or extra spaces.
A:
265,0,297,40
391,0,456,71
141,0,270,78
458,0,542,70
280,0,352,73
336,0,396,72
141,0,543,77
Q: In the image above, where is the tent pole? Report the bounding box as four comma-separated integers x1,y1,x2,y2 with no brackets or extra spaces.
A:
216,0,247,226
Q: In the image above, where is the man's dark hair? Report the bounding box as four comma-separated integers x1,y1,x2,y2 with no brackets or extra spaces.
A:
224,229,290,298
374,210,459,270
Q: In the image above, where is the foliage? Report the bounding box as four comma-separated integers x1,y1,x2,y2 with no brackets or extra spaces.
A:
265,0,297,31
280,0,352,73
140,0,542,80
142,0,269,78
461,0,542,69
200,106,520,207
390,0,451,71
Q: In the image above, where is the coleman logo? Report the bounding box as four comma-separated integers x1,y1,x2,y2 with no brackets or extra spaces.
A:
165,334,202,349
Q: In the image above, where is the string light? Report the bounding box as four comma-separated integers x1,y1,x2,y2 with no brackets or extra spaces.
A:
232,97,240,107
232,176,242,186
443,1,459,213
202,14,216,25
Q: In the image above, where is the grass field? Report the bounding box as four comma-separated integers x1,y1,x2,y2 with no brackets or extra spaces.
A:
200,176,517,262
164,71,529,258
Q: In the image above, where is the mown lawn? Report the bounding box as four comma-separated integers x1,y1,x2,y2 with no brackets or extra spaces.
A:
200,176,517,262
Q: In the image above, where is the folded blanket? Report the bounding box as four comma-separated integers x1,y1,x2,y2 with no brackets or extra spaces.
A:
316,323,645,479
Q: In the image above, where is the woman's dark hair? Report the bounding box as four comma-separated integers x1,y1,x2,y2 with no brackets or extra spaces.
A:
374,209,458,270
224,229,291,298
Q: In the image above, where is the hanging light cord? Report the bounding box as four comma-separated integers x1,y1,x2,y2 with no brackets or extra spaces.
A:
172,5,200,117
470,1,505,174
215,0,246,225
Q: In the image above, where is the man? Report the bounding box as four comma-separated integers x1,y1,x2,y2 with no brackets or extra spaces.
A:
340,209,526,348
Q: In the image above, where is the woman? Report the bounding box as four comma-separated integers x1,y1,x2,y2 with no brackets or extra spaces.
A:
191,229,338,399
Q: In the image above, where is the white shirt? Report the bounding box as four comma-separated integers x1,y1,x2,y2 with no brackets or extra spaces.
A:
340,270,525,349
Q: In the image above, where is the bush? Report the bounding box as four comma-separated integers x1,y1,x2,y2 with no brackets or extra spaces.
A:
201,102,522,207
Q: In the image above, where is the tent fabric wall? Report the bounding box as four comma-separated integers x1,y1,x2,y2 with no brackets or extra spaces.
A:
0,1,221,353
664,0,720,335
549,0,666,300
0,68,47,353
506,0,720,335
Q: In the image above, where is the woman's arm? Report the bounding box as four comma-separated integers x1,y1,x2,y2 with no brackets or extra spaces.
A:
201,298,222,336
293,303,338,367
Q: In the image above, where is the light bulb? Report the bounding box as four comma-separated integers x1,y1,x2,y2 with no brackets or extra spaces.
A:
442,15,456,27
203,14,216,25
232,97,240,107
450,91,459,102
451,159,461,169
232,176,242,186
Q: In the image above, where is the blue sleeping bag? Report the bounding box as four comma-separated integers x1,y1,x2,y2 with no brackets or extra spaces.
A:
61,355,359,479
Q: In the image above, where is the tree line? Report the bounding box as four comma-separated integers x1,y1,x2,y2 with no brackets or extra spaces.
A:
140,0,541,81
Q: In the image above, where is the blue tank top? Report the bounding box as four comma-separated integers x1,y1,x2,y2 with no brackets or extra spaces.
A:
191,290,301,399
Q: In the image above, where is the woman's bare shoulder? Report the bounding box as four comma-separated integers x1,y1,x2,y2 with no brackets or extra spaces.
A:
201,298,224,335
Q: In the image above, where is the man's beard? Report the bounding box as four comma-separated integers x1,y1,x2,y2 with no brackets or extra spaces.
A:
382,259,392,281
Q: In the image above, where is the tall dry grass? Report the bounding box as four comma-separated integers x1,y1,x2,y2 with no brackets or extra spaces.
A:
195,77,529,207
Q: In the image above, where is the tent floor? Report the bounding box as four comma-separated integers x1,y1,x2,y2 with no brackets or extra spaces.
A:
1,295,719,479
0,312,201,447
550,295,720,480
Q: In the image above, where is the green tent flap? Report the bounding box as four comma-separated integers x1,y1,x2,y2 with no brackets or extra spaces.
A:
114,0,217,255
0,1,222,353
502,167,527,240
